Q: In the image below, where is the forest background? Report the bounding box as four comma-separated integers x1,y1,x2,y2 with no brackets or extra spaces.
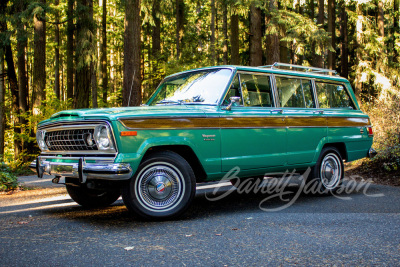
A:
0,0,399,189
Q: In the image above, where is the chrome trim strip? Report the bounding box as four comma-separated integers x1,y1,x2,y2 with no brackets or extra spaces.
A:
40,151,117,156
118,115,208,123
38,155,116,162
41,124,99,132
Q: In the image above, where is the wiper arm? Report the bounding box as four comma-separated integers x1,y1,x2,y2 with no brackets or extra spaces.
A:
156,100,183,105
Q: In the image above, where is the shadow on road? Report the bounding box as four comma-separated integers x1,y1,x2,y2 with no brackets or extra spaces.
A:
2,180,398,227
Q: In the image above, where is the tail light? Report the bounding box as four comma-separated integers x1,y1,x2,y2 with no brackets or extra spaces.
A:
366,126,373,137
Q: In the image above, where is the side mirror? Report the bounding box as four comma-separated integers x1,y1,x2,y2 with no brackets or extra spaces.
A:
223,96,241,111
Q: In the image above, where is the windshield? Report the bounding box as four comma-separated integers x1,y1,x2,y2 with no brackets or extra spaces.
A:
147,68,233,106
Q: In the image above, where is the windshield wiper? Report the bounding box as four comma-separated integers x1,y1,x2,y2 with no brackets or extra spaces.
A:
156,100,183,105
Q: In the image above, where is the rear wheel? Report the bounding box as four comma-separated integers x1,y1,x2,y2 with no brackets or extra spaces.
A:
66,184,121,208
122,151,196,220
308,146,344,194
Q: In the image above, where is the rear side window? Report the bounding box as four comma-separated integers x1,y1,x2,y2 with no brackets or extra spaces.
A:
315,82,355,109
275,76,314,108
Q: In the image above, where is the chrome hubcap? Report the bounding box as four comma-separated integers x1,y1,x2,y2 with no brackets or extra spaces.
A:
136,162,184,212
320,153,341,190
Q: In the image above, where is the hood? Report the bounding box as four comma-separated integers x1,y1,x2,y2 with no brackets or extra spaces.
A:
40,105,215,125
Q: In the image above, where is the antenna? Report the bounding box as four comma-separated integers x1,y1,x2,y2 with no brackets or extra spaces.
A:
128,70,136,107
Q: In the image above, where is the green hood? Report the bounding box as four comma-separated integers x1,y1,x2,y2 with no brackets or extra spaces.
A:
39,105,213,125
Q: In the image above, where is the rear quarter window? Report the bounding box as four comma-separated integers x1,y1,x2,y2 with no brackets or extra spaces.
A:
315,82,355,109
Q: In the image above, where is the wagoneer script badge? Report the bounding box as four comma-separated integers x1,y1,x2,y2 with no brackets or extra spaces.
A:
202,134,216,141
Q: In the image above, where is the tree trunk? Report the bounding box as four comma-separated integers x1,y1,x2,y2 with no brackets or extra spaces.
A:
327,0,336,70
75,0,94,109
393,0,399,63
16,17,28,155
230,13,240,64
309,0,315,65
54,0,60,100
152,0,161,89
17,32,28,113
265,0,279,64
313,0,324,67
377,1,384,37
67,0,74,101
280,40,289,63
123,0,141,106
32,0,46,115
101,0,108,105
2,25,21,160
90,1,97,108
249,2,262,66
210,0,216,65
0,49,4,160
222,0,228,65
340,2,348,78
354,3,363,102
176,0,184,60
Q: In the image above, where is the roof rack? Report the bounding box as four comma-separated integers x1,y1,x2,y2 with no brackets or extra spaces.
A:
259,62,338,76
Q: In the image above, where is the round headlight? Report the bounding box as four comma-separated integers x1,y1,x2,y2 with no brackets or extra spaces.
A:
86,133,94,146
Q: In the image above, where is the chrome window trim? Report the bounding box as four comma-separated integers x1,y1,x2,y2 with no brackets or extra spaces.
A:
219,71,276,109
147,67,236,106
311,79,320,109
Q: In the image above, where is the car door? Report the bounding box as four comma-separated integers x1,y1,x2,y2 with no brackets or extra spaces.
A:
220,72,286,172
274,75,327,165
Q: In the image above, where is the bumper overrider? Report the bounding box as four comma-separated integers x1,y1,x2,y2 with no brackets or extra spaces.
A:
30,156,133,183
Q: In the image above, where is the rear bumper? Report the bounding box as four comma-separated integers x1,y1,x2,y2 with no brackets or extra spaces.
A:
367,148,377,158
30,156,133,183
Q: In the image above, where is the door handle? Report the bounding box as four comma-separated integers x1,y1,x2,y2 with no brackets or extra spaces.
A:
313,110,324,114
271,109,283,114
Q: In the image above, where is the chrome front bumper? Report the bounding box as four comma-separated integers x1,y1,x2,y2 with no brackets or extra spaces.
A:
30,156,133,183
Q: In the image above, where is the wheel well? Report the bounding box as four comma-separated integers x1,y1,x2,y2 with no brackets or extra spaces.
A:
322,142,348,161
142,145,207,182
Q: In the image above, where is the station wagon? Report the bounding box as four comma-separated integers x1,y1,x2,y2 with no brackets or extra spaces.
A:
32,63,376,219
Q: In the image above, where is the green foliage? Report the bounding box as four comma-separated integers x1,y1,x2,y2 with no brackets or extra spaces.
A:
267,9,333,57
0,164,18,191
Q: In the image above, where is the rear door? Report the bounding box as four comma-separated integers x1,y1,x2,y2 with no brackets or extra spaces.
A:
274,75,327,165
220,72,286,172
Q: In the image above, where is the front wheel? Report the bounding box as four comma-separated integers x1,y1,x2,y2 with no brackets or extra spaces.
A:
122,151,196,220
66,185,121,208
307,147,344,194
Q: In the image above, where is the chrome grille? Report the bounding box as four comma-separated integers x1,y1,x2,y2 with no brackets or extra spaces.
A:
45,129,98,151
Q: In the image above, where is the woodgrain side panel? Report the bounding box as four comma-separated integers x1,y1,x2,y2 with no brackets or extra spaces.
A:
120,116,370,129
327,117,370,127
120,117,218,129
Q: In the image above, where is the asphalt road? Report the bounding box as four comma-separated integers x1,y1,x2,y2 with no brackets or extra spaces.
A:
1,176,400,266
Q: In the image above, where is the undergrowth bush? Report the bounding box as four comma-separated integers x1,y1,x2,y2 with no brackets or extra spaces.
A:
361,98,400,173
0,164,19,191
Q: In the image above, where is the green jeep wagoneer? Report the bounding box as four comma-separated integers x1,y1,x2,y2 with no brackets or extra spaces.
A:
32,63,376,219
